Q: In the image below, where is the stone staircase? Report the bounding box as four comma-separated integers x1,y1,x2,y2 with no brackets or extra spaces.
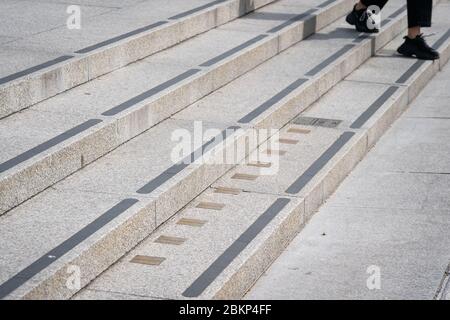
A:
0,0,449,299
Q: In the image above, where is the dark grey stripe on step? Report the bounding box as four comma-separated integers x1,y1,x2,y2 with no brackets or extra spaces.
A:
396,29,450,84
432,28,450,50
285,132,355,194
387,5,407,19
317,0,336,8
0,198,139,299
0,55,74,85
395,60,425,84
137,126,240,194
305,44,355,76
238,78,308,123
169,0,227,20
0,119,102,174
266,9,317,33
75,21,168,54
200,35,268,67
102,69,201,116
183,197,291,297
350,86,399,129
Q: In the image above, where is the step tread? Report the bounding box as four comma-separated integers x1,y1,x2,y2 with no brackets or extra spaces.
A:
0,0,448,300
0,0,349,216
78,188,304,300
0,0,279,119
0,0,218,78
73,6,450,298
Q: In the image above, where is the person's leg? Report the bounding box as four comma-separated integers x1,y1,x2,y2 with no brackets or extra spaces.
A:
398,0,439,60
346,0,388,33
407,0,432,38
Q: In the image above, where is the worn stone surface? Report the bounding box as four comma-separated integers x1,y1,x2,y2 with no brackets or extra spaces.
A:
247,55,450,301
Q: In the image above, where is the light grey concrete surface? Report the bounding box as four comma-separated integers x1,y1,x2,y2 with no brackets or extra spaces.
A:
75,190,305,300
0,0,375,217
1,0,448,300
0,0,224,77
246,62,450,301
0,0,279,117
1,0,353,215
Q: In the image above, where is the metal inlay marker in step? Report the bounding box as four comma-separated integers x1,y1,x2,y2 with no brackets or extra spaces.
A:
288,127,311,134
0,198,139,299
278,138,299,145
136,126,240,194
177,218,207,227
231,173,259,181
264,149,287,156
214,187,241,195
293,116,342,128
196,202,225,211
183,198,291,297
247,161,272,168
130,255,165,266
154,235,186,245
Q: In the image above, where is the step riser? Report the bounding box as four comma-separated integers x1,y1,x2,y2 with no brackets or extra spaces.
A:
6,6,430,299
212,64,449,302
0,0,355,216
0,0,277,119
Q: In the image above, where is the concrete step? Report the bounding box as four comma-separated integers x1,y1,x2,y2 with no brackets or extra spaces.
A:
0,0,277,118
0,0,354,216
0,0,448,300
74,5,450,300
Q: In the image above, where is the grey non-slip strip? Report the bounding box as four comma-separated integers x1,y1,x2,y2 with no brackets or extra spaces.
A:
432,28,450,50
266,9,317,33
305,44,355,76
285,131,355,194
317,0,337,8
0,198,138,299
387,5,407,19
238,78,308,123
395,60,425,84
183,197,291,297
200,35,268,67
137,126,240,194
350,86,398,129
0,119,102,174
0,55,74,85
353,34,370,43
395,29,450,84
75,21,168,54
102,69,201,116
169,0,227,20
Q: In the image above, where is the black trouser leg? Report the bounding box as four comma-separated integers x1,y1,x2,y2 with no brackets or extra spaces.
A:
407,0,432,28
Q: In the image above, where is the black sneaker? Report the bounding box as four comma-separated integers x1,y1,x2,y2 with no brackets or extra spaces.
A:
346,5,379,33
397,34,440,60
